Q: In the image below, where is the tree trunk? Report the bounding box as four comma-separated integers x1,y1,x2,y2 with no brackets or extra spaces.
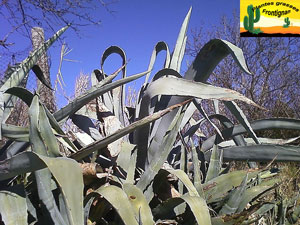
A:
31,27,56,112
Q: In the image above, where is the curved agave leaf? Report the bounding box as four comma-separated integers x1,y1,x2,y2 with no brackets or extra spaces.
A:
153,194,211,225
32,65,53,90
96,185,139,225
181,194,212,225
165,168,199,197
123,183,154,225
143,41,171,85
219,144,300,162
219,136,300,148
101,46,127,127
184,38,251,82
145,77,260,107
203,118,300,152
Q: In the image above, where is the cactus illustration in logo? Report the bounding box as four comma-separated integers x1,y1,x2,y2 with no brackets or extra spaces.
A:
244,5,263,34
283,17,290,28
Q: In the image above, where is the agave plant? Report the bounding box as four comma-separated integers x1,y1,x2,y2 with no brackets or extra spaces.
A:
1,7,300,225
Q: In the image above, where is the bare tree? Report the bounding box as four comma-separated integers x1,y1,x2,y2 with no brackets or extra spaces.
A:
186,12,300,138
0,0,117,49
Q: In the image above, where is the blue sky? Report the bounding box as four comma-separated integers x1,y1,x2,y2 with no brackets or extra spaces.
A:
1,0,239,107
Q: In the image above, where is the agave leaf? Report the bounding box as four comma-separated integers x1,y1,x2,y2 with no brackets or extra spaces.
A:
203,118,300,152
101,46,127,127
123,183,154,225
29,95,48,155
203,170,258,203
193,99,224,140
0,184,27,225
101,46,126,74
224,101,260,144
219,136,300,148
169,7,191,71
0,152,84,224
183,117,205,138
70,99,191,161
116,142,136,173
1,124,29,142
237,184,276,213
179,141,187,195
219,174,249,215
0,25,69,138
32,65,53,90
191,141,205,198
143,42,170,84
125,149,138,184
137,103,189,193
29,96,70,225
136,76,259,169
165,168,199,197
152,197,184,220
176,35,187,72
181,194,212,225
179,103,197,130
146,77,260,108
205,145,222,183
5,86,33,106
2,95,18,125
0,140,30,161
152,194,211,224
5,87,78,152
184,39,251,82
83,196,95,225
96,185,138,225
209,114,247,148
38,154,84,225
219,144,300,162
38,104,61,157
